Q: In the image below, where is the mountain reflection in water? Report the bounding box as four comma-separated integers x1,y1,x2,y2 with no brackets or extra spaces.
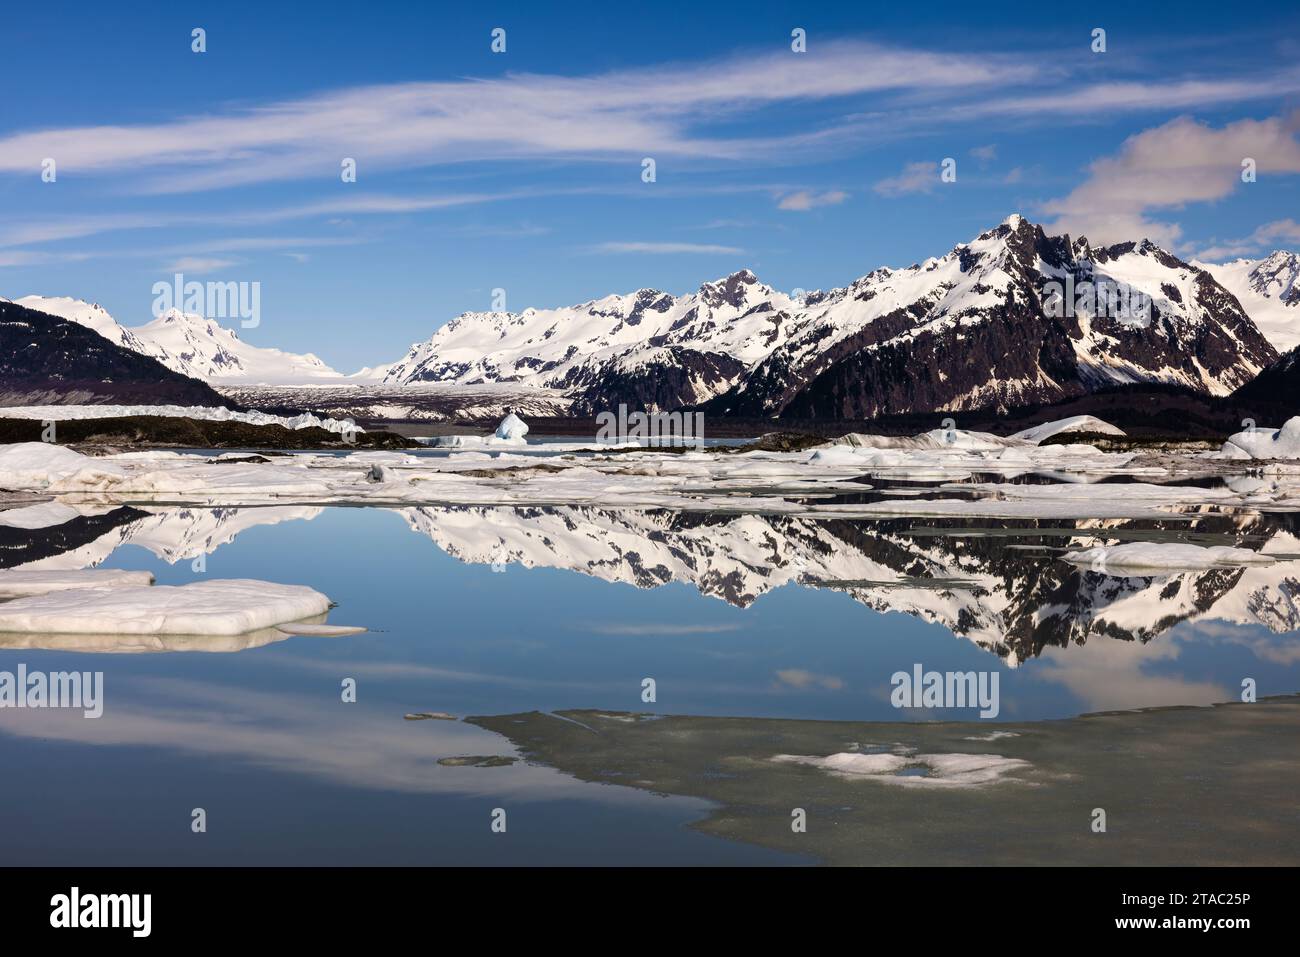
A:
2,503,1298,864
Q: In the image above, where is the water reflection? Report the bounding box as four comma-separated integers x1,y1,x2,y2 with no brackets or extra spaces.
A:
2,502,1298,864
2,502,1298,670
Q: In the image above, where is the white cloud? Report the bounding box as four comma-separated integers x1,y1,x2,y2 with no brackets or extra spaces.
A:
1043,112,1300,247
1190,218,1300,260
873,161,939,197
1195,219,1300,261
958,74,1300,121
970,144,997,162
0,40,1039,193
777,189,849,211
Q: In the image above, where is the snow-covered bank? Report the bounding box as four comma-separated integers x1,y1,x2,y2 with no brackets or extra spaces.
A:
0,404,362,435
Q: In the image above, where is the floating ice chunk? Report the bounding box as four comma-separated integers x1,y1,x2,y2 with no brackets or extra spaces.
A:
494,413,529,442
1221,417,1300,460
1011,415,1125,444
0,579,332,635
0,442,124,488
829,430,1025,452
345,451,420,465
273,621,366,636
49,462,333,497
1063,542,1276,573
807,445,886,466
0,569,155,598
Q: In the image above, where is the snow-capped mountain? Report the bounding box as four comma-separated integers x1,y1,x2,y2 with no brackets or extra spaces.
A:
371,216,1280,417
0,298,227,407
1196,251,1300,352
12,296,342,385
709,216,1278,418
371,269,791,411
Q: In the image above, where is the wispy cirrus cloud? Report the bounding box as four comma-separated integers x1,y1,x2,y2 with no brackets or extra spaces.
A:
0,249,94,268
0,40,1039,193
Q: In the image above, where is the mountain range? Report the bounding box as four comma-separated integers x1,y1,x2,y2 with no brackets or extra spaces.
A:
9,296,341,385
5,215,1298,420
0,299,226,407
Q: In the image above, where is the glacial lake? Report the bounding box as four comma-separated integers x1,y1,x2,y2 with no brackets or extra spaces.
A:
2,504,1298,865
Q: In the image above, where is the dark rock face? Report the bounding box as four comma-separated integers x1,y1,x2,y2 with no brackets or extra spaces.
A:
1233,344,1300,415
0,300,226,407
563,348,747,415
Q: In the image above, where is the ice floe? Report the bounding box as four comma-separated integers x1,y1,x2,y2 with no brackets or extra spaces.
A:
1221,417,1300,460
0,443,125,488
1011,415,1126,443
0,579,332,635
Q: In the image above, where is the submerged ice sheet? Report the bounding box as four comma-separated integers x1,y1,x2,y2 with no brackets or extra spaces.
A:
772,750,1032,788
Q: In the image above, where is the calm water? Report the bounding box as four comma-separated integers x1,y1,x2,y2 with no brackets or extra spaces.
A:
1,504,1298,864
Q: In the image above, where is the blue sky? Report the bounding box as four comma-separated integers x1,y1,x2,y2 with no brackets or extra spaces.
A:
2,0,1298,371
